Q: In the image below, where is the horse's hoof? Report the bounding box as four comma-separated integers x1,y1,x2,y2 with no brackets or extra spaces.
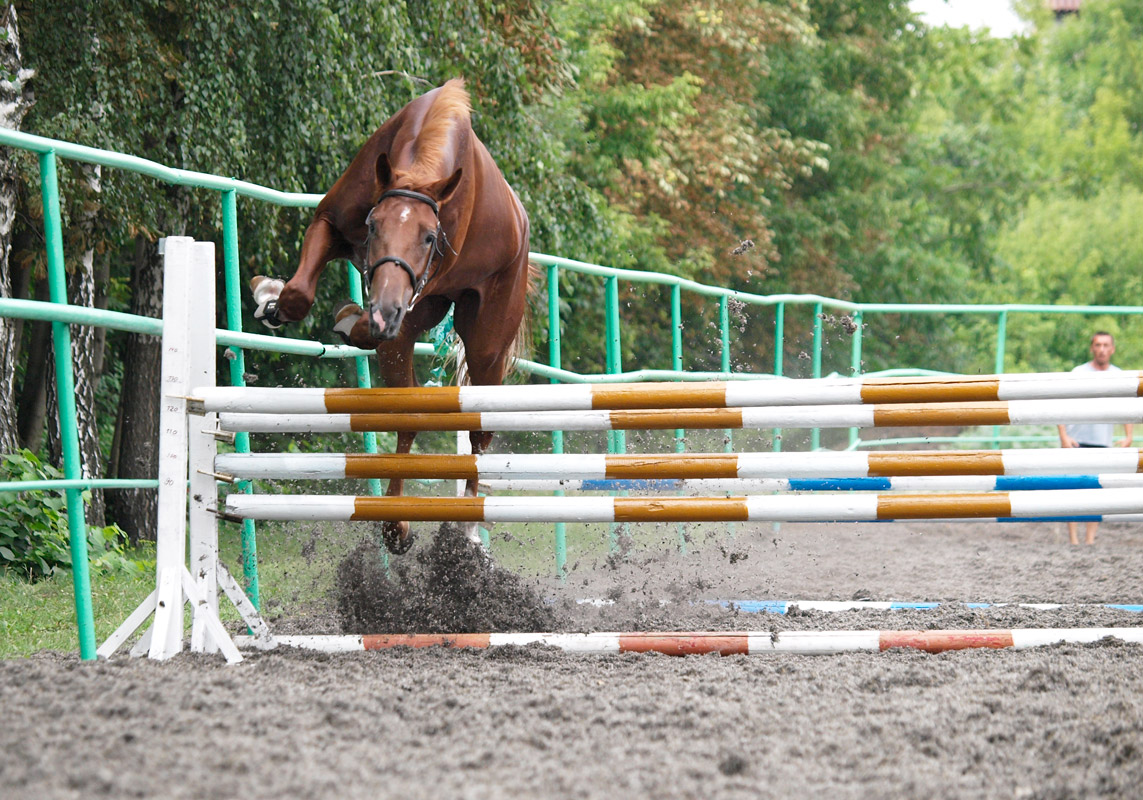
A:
382,525,415,555
332,300,364,345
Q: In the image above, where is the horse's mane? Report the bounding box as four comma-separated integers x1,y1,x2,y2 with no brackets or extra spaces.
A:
402,78,471,187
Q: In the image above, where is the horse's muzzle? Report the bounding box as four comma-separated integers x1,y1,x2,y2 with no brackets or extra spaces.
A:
368,302,405,340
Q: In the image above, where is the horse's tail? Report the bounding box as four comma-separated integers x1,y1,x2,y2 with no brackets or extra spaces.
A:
451,260,540,386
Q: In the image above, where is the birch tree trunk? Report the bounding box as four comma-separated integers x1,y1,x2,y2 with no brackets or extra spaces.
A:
45,163,106,526
0,5,34,455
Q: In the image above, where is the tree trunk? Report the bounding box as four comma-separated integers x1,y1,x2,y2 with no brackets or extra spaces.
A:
16,278,49,452
45,164,106,526
0,5,34,455
106,235,164,544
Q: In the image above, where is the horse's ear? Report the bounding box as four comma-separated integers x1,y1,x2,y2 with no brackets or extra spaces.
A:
375,152,394,193
426,168,463,206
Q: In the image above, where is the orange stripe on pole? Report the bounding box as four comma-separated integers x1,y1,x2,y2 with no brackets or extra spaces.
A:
871,402,1012,427
867,451,1006,477
860,378,1001,404
610,408,744,430
876,493,1012,520
351,496,486,521
879,630,1014,652
614,497,749,522
344,454,478,480
362,633,492,650
605,454,740,480
325,387,462,413
348,412,485,432
591,383,729,410
618,633,750,656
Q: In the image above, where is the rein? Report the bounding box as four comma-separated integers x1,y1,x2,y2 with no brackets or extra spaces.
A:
363,189,452,311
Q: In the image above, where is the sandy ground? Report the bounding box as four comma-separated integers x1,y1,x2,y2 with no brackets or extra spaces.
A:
4,518,1143,799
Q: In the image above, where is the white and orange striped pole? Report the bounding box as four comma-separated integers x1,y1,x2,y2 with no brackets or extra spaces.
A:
223,487,1143,523
193,370,1143,413
214,448,1143,481
213,397,1143,433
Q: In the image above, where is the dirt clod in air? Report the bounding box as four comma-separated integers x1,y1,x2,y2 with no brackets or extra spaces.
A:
336,522,559,634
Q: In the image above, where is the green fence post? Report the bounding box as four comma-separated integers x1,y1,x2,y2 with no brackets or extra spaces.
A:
773,302,784,453
719,295,732,454
849,310,864,449
993,309,1008,449
547,264,567,578
40,151,97,661
221,190,261,609
605,275,624,551
672,285,684,452
811,302,823,451
671,285,686,554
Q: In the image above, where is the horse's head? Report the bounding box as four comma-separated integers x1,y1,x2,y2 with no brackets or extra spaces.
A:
362,154,462,340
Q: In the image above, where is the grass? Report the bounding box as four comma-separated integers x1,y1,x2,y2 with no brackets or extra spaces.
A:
0,486,712,659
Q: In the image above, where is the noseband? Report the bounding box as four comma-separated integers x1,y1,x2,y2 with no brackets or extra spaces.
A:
363,189,452,311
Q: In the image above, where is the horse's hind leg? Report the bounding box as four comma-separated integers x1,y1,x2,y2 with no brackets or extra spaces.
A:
452,283,528,547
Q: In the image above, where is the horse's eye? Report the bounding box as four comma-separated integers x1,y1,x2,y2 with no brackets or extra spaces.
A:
367,221,376,236
424,233,437,247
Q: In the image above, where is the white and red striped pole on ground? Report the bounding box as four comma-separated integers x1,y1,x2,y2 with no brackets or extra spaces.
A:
236,628,1143,656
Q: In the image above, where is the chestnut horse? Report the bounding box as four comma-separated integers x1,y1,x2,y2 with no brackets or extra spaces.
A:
251,79,531,554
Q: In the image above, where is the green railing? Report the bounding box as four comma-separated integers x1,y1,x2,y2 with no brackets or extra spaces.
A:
6,127,1143,658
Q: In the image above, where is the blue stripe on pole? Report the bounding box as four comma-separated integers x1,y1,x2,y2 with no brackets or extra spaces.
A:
888,602,941,610
788,477,893,491
1107,605,1143,612
581,479,680,491
994,475,1103,491
1003,515,1103,522
721,601,790,614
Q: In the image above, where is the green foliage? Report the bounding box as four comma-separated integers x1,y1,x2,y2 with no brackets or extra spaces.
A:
0,451,143,581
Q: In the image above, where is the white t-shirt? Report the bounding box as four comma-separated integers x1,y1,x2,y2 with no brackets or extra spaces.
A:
1064,361,1123,447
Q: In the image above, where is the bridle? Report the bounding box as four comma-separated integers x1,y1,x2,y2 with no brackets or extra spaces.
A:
362,188,453,311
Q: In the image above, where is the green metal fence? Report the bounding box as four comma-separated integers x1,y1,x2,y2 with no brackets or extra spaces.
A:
5,127,1143,659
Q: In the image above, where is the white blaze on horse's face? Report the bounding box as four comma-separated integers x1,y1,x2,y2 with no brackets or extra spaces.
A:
363,196,440,340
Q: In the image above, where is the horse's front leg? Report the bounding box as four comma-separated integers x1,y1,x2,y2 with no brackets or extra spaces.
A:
359,296,452,554
253,216,348,327
378,431,418,554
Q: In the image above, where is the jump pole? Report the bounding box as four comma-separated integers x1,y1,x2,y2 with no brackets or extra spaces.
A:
223,487,1143,523
213,448,1143,481
236,628,1143,656
211,397,1143,433
192,370,1143,413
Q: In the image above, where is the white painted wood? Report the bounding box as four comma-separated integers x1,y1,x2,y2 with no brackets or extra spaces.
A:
1002,447,1141,474
225,494,357,520
194,386,328,413
96,590,157,659
737,451,871,478
1008,487,1143,517
459,383,594,411
150,237,196,659
129,624,153,659
216,564,274,649
214,453,348,479
148,566,184,660
1008,397,1143,425
187,240,219,655
180,568,242,664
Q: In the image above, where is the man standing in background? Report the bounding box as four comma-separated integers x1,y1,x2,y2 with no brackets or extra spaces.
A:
1057,332,1135,545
